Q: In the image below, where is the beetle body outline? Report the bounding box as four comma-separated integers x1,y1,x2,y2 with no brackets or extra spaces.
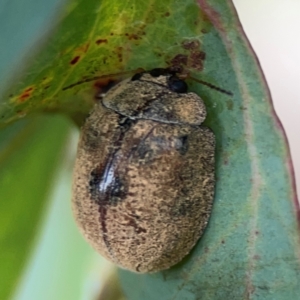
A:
72,69,215,273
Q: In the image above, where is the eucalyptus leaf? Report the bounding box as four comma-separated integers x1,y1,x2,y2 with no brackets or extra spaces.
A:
0,0,299,299
0,115,71,300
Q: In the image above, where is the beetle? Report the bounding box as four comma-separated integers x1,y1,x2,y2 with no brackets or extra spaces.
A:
71,68,215,273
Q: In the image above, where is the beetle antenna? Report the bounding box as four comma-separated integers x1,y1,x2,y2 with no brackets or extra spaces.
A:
189,76,233,96
62,69,144,91
62,67,233,96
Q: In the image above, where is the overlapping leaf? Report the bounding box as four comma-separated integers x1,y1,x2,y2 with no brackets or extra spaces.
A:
0,115,71,300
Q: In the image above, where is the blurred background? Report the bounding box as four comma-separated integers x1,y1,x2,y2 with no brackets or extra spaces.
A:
9,1,300,299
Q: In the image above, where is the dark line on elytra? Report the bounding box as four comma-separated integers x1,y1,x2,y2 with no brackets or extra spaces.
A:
100,122,157,244
96,116,137,260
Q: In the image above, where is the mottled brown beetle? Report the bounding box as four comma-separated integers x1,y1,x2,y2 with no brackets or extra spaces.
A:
72,68,215,273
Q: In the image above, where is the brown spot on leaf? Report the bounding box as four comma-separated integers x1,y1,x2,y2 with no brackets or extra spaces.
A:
168,44,206,71
70,56,80,65
114,46,123,62
182,40,200,50
170,54,188,68
189,50,206,70
96,39,108,45
24,87,33,92
124,24,147,42
19,93,30,102
17,86,34,102
126,33,140,40
169,40,206,71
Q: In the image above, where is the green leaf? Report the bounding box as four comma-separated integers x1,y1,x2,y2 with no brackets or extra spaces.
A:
1,0,299,299
0,115,71,300
1,0,214,125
